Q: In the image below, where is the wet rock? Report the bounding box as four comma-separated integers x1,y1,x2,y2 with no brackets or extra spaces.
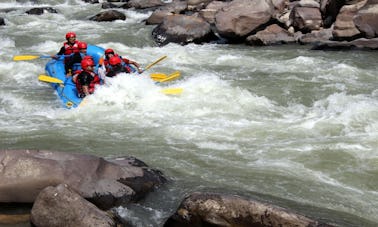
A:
89,10,126,22
320,0,346,28
246,24,296,45
290,5,323,33
215,0,274,41
31,184,115,227
146,0,188,25
199,1,228,24
354,0,378,38
298,27,333,44
164,192,334,227
82,0,100,3
121,0,166,10
311,37,378,50
152,14,217,46
25,7,58,15
0,150,166,210
101,2,119,9
332,0,367,40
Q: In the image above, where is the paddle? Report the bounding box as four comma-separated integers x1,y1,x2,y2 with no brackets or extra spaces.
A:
151,71,180,82
161,88,183,95
150,73,168,80
158,71,180,83
143,55,167,72
38,75,64,84
13,55,53,61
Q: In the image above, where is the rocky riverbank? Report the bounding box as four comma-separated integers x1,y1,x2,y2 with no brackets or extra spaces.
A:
1,0,378,50
0,149,335,226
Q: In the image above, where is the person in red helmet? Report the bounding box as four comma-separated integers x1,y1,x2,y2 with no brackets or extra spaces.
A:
52,32,80,61
73,58,100,98
100,48,143,75
65,41,90,76
105,56,131,77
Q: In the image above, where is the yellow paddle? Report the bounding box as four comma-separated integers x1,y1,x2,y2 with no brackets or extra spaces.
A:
150,73,168,81
161,88,183,95
158,71,180,83
38,75,63,84
151,71,181,82
13,55,52,61
144,55,167,71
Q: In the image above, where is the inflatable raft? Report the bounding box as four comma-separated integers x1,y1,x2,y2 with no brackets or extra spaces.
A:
44,45,104,109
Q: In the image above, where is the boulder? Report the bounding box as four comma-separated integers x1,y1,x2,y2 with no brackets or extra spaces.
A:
215,0,274,41
320,0,346,28
332,0,367,40
25,7,58,15
164,192,334,227
0,150,166,209
354,0,378,38
31,184,115,227
146,0,187,25
199,1,228,24
311,37,378,49
121,0,166,9
0,17,5,26
152,14,216,46
246,24,296,45
89,10,126,22
290,6,323,33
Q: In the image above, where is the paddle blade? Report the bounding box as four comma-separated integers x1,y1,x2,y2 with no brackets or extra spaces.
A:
144,56,167,71
38,75,63,84
150,73,168,81
159,71,180,83
161,88,183,95
13,55,41,61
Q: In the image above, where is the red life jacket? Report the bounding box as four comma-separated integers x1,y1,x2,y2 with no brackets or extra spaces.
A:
75,70,100,97
104,55,132,73
63,41,79,55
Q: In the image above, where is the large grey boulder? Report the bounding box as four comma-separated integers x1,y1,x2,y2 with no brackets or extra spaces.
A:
89,10,126,22
164,192,334,227
332,0,367,40
215,0,274,41
354,0,378,38
246,24,296,45
31,184,116,227
152,14,216,46
0,150,166,209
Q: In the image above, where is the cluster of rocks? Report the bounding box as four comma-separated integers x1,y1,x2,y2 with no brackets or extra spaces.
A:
2,0,378,50
0,150,335,227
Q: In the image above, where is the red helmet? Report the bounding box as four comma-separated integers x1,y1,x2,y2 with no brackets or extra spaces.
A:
105,48,114,55
82,56,93,60
78,42,87,49
109,56,121,66
65,32,76,40
81,58,95,69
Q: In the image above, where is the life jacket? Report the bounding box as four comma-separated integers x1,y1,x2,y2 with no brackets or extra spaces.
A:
63,41,79,55
103,55,132,73
75,70,100,97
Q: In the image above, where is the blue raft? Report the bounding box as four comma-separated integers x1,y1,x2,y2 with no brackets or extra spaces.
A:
45,45,105,109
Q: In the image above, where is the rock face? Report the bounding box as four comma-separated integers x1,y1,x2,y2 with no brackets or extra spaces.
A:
89,10,126,22
354,0,378,38
152,14,216,46
0,150,166,209
30,184,115,227
164,192,333,227
215,0,274,40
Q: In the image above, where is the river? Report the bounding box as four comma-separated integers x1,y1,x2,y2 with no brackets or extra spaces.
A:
0,0,378,226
